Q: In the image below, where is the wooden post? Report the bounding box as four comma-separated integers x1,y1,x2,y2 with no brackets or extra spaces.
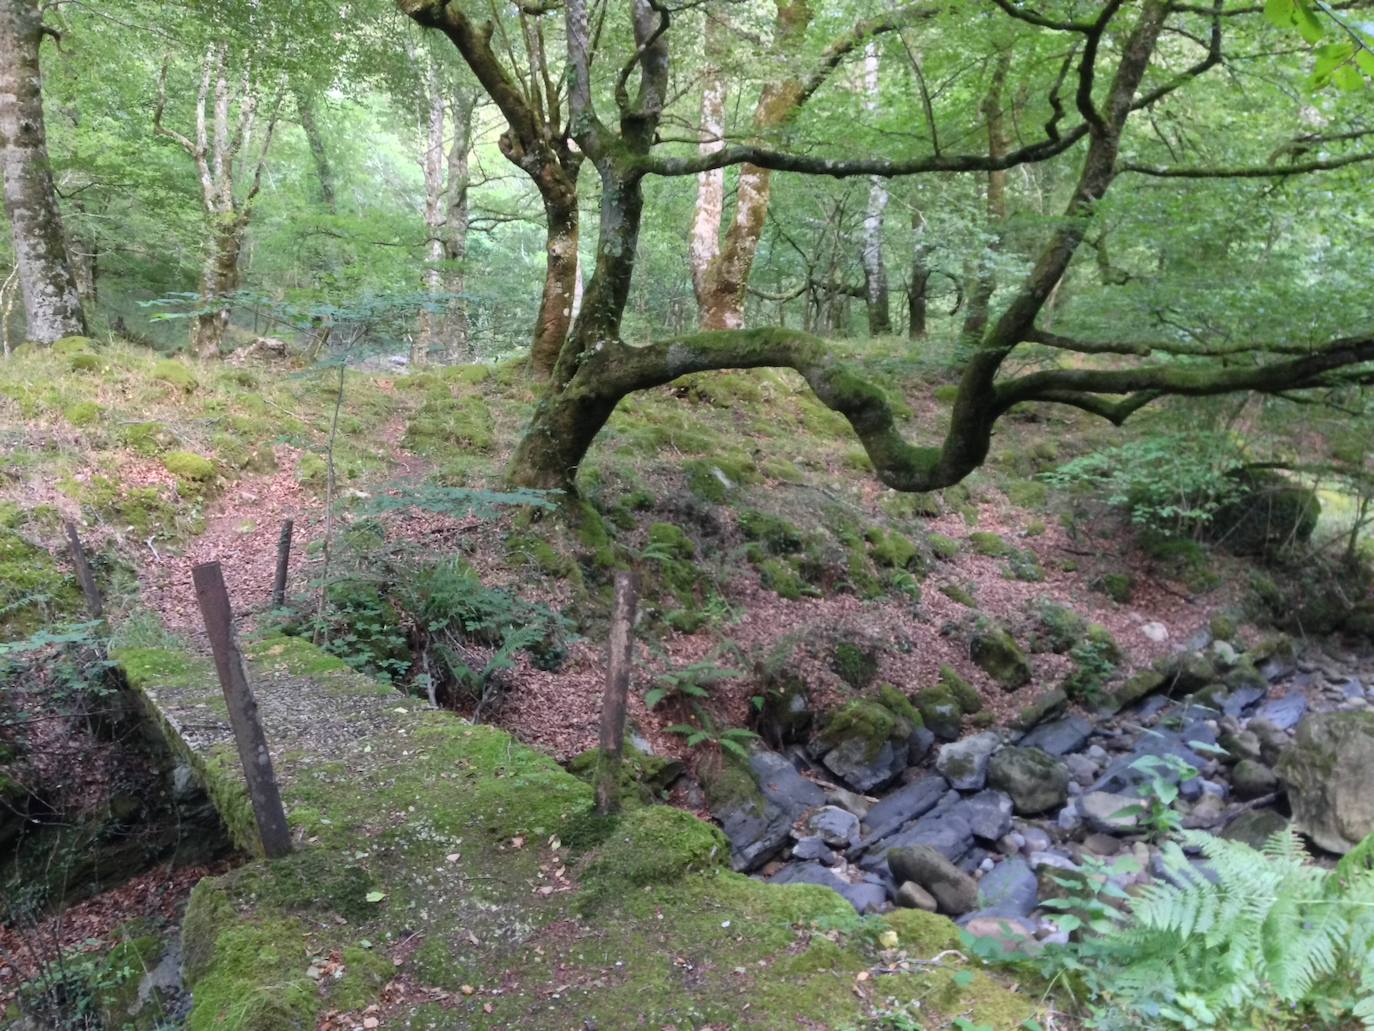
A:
63,520,103,618
271,518,294,608
192,560,292,857
595,571,638,816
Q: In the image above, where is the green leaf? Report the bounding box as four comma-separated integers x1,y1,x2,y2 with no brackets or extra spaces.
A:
1295,3,1325,43
365,890,386,903
1333,63,1364,91
1264,0,1294,29
1355,48,1374,77
644,687,666,709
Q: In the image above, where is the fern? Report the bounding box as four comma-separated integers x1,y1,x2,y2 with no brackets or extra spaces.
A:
977,827,1374,1029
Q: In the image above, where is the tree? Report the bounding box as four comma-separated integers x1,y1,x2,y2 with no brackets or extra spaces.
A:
393,0,1374,502
0,0,86,344
399,0,583,379
153,43,282,359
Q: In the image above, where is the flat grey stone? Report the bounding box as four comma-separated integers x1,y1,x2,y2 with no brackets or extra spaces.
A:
952,790,1013,842
858,773,947,845
804,805,861,848
977,857,1038,917
768,862,888,913
1253,693,1308,732
935,732,1003,791
1222,685,1266,718
823,737,907,793
1018,716,1093,756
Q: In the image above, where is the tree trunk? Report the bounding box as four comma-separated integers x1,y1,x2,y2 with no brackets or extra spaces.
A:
442,90,475,361
192,219,243,359
860,42,891,336
529,182,579,378
689,18,725,307
699,164,771,330
294,87,337,214
908,211,931,340
0,0,86,344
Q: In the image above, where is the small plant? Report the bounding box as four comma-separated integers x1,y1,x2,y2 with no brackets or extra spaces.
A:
644,660,742,710
1122,752,1197,841
1061,635,1118,704
666,710,758,760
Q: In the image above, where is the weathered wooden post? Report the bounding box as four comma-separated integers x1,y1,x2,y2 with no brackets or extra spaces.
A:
192,560,292,857
63,520,103,618
271,518,294,608
595,571,638,816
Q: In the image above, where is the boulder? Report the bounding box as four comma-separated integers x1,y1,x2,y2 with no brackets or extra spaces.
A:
870,807,974,866
1009,688,1069,732
1276,711,1374,853
1249,719,1290,765
1253,693,1308,732
913,685,964,741
1109,670,1167,713
976,856,1038,917
1208,469,1319,556
1221,808,1291,849
1018,715,1093,756
952,790,1014,842
935,732,1002,791
1078,791,1141,834
971,625,1031,690
1229,759,1278,800
888,845,979,915
790,836,838,864
822,737,907,794
986,747,1070,815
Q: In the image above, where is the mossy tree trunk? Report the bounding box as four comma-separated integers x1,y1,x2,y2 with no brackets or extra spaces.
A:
0,0,86,344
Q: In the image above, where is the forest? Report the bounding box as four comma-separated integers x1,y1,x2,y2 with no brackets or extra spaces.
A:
3,0,1374,1027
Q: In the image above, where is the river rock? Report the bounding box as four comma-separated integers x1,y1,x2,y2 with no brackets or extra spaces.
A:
935,732,1002,791
822,736,907,793
971,624,1031,690
1230,759,1278,800
791,836,838,864
1018,715,1093,757
712,749,826,871
953,790,1013,841
888,845,979,915
1221,808,1290,849
976,856,1037,917
1063,753,1099,786
859,773,947,845
1108,670,1167,713
768,862,888,913
871,807,975,866
1249,719,1290,765
895,881,938,911
1218,728,1261,764
960,914,1040,953
986,746,1070,815
1079,791,1141,834
1254,693,1308,732
1009,688,1068,732
803,805,861,848
1277,711,1374,853
1222,684,1267,718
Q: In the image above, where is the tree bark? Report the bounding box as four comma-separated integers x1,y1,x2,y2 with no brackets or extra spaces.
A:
442,89,476,360
192,219,244,360
861,42,891,335
689,17,725,307
416,62,446,367
0,0,86,344
293,87,336,214
529,179,579,378
959,51,1011,349
908,210,932,341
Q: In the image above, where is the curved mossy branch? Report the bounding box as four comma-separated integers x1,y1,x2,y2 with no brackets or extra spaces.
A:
597,328,989,492
995,333,1374,414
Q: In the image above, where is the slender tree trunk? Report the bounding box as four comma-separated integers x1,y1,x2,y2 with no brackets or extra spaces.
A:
861,42,891,336
907,210,931,340
416,65,446,366
293,87,336,214
959,51,1010,349
0,0,86,343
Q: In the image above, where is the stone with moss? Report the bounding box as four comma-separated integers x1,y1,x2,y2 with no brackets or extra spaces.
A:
566,744,685,804
913,684,963,741
865,527,923,573
757,556,807,599
1095,572,1134,604
1009,687,1069,731
831,638,880,690
1209,611,1239,642
0,529,82,637
939,583,977,608
684,456,755,501
51,334,94,354
1005,479,1049,509
1030,601,1087,654
739,509,803,554
969,622,1031,691
68,351,102,372
152,359,198,393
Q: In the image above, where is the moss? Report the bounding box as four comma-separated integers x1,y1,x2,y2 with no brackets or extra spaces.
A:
182,914,318,1030
819,696,913,758
1210,611,1239,642
119,421,173,455
0,529,81,637
1004,547,1045,582
739,509,803,554
52,335,94,355
1006,479,1049,508
1096,572,1135,604
968,531,1009,557
831,639,880,690
1025,518,1047,536
1030,600,1087,654
507,531,580,582
403,394,494,455
63,400,101,426
566,745,683,803
152,359,198,393
684,455,756,501
579,805,728,909
932,384,960,402
68,351,102,372
913,685,963,739
865,527,922,571
938,665,982,714
970,622,1031,690
647,521,695,560
877,683,922,726
757,556,808,599
928,532,960,560
939,582,978,607
163,450,216,483
296,453,327,485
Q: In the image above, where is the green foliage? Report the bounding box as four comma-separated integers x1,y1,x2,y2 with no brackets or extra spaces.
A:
666,711,759,761
644,659,742,710
1062,630,1120,704
1045,434,1245,537
1125,753,1197,840
1265,0,1374,89
977,829,1374,1029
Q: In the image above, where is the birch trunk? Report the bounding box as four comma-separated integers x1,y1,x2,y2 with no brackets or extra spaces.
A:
689,18,725,307
0,0,86,344
959,52,1010,348
441,89,476,361
860,42,891,336
416,64,446,366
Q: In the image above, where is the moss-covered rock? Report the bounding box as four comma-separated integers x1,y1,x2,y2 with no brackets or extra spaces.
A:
1095,572,1134,604
52,335,94,355
970,623,1031,691
937,665,982,714
0,528,82,637
163,450,216,483
968,531,1009,557
757,556,807,599
927,532,960,560
579,805,728,909
865,527,922,571
831,639,880,690
739,510,803,554
1029,600,1087,654
913,684,963,741
69,351,102,372
939,583,978,608
566,745,684,804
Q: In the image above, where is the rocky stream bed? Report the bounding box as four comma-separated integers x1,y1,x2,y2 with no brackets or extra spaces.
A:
703,630,1374,948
